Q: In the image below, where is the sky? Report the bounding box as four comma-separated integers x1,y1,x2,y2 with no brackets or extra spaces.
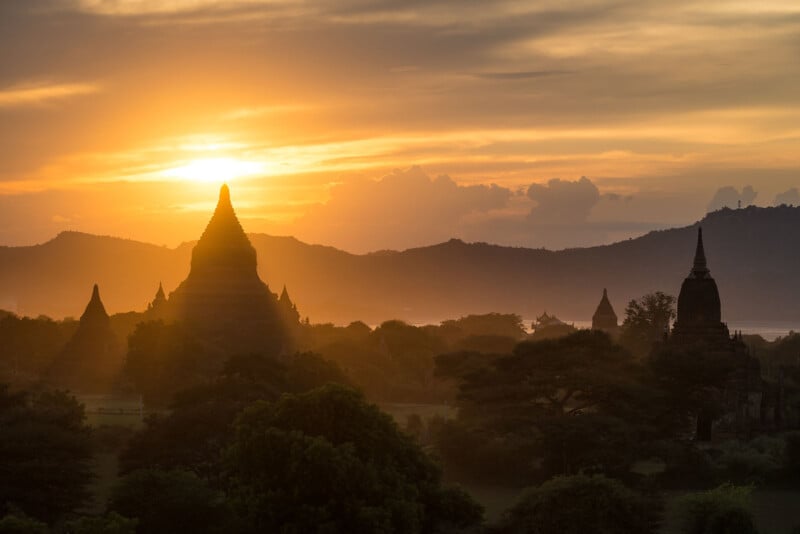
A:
1,0,799,252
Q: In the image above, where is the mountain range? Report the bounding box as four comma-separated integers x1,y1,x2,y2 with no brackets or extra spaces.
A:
2,205,800,326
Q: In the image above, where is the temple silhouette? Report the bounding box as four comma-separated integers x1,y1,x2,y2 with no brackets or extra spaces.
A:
48,284,122,392
164,184,290,355
666,228,763,440
591,288,619,336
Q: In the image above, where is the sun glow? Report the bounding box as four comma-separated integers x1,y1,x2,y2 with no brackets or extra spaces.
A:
164,157,266,183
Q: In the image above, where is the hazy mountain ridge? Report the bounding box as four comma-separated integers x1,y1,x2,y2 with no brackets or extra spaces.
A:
2,205,800,324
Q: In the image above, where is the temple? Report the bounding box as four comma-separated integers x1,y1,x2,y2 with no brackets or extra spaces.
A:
667,227,761,440
145,282,167,318
165,184,288,355
591,288,619,336
48,284,122,392
670,228,730,346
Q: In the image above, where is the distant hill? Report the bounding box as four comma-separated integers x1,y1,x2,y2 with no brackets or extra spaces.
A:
1,206,800,325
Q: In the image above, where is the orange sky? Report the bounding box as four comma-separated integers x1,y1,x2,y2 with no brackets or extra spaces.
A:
1,0,799,252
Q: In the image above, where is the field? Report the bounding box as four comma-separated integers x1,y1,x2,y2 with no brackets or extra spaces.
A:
78,394,147,429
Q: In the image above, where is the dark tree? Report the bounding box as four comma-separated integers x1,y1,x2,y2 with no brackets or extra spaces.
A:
620,292,677,358
123,320,215,405
649,345,739,442
227,385,483,533
498,474,660,534
109,470,232,534
435,331,667,482
121,352,347,479
0,385,92,523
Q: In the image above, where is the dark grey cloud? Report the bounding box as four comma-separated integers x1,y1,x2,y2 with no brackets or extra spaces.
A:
707,185,757,212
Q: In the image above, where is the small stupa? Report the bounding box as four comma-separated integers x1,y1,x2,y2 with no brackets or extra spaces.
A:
145,282,168,318
591,288,619,335
165,184,287,354
48,284,122,392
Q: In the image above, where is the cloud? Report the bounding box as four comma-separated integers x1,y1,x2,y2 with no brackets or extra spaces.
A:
774,187,800,206
0,82,100,108
527,177,600,224
707,185,757,212
473,70,571,80
287,166,512,252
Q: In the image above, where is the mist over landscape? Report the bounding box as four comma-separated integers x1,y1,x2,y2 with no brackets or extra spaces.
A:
4,204,800,327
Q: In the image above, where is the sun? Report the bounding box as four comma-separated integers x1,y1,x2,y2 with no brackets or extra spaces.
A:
164,157,265,183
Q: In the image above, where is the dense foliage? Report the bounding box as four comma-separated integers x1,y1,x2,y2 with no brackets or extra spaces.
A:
675,484,758,534
497,475,659,534
226,385,482,533
0,385,92,524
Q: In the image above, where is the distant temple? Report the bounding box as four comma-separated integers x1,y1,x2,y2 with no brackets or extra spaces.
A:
48,284,122,392
591,288,619,336
165,184,290,355
667,227,761,440
145,282,168,318
671,228,730,346
530,312,576,340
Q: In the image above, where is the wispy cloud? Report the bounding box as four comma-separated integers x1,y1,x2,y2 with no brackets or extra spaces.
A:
0,82,101,108
472,70,571,80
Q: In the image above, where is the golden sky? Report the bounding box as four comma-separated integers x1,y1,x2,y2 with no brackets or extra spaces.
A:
1,0,799,251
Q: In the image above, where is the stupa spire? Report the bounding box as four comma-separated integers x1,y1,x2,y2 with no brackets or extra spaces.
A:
155,282,166,301
592,287,618,331
691,227,710,278
189,183,257,276
80,283,109,322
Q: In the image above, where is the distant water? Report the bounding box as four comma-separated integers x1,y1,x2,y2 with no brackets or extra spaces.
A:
726,321,799,341
550,320,797,342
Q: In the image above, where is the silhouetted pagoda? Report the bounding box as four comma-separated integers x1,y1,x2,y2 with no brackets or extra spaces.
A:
668,227,761,440
145,282,168,319
48,284,122,392
591,288,619,335
671,228,730,346
166,184,287,355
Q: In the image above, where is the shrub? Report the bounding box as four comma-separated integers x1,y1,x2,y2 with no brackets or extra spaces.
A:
109,469,232,534
62,512,137,534
714,439,783,485
675,484,758,534
498,474,660,534
0,512,48,534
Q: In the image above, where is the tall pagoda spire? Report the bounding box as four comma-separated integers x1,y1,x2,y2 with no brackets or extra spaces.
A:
189,183,257,276
691,227,710,279
166,184,287,355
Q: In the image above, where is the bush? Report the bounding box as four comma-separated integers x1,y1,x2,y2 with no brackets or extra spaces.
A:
109,469,232,534
653,441,717,490
430,418,538,486
714,438,783,485
675,484,758,534
498,474,660,534
62,512,137,534
785,432,800,477
0,512,48,534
